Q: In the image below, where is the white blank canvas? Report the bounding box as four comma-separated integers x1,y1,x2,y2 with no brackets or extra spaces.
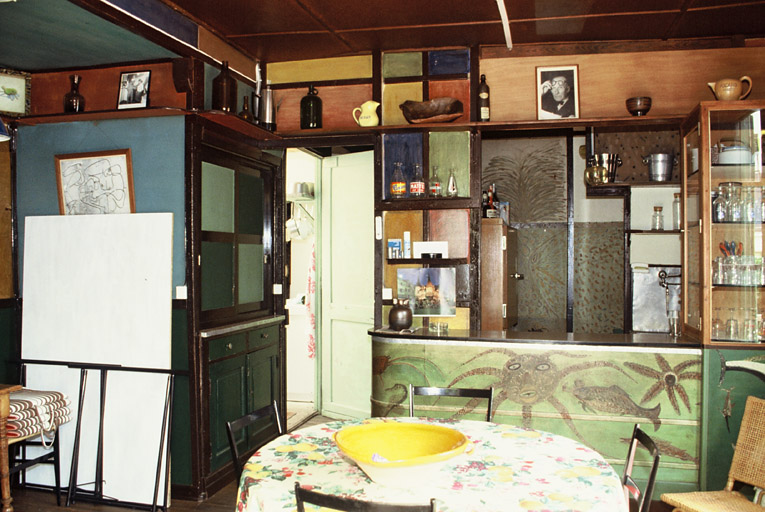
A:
21,213,173,505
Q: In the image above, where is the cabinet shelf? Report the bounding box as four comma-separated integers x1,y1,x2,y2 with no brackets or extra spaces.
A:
379,197,475,210
628,229,682,234
386,258,467,266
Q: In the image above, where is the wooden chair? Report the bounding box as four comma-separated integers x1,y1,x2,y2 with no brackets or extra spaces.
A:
661,395,765,512
408,384,494,421
9,432,62,506
226,400,284,478
295,481,436,512
622,424,660,512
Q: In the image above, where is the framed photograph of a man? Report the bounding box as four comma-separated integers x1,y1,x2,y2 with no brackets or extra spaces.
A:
536,66,579,120
117,71,150,110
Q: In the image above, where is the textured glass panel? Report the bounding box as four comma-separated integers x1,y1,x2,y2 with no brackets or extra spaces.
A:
202,162,235,233
239,174,264,236
382,52,422,78
201,241,234,311
382,82,422,126
429,131,470,198
238,243,264,304
428,49,470,75
382,132,423,200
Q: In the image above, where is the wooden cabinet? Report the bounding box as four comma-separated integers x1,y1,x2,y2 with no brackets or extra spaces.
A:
681,100,765,346
207,322,282,472
480,218,518,330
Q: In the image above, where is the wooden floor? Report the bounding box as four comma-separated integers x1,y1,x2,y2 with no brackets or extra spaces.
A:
8,413,331,511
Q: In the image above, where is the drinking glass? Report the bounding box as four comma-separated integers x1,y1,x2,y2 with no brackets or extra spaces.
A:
711,308,723,339
726,307,739,340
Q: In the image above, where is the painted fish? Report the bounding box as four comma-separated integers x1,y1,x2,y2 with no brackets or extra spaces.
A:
574,384,662,430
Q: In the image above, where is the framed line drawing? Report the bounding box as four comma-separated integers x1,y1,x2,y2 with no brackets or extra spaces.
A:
55,149,136,215
117,70,151,110
0,68,31,117
536,65,579,120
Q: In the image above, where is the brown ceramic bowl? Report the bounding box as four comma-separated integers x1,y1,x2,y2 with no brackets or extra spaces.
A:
626,96,652,116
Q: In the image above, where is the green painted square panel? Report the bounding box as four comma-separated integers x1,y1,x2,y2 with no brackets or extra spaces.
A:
202,162,235,233
382,52,422,79
201,241,234,311
238,173,264,236
238,243,264,304
429,131,470,198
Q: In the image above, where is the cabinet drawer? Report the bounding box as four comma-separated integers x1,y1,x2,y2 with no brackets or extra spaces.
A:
249,324,279,350
208,332,247,361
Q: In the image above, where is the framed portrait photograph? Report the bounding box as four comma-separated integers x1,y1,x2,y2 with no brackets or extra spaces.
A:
536,65,579,120
396,267,457,317
117,71,151,110
55,149,136,215
0,68,31,117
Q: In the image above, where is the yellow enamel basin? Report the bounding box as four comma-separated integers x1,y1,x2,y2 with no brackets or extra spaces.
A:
333,422,469,487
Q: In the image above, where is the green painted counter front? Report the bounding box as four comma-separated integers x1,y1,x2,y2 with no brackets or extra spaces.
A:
371,334,702,495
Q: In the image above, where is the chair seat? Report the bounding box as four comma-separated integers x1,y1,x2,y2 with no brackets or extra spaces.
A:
661,489,765,512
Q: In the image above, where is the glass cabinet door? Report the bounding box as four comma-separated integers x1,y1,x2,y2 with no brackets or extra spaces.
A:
708,106,763,343
684,125,702,336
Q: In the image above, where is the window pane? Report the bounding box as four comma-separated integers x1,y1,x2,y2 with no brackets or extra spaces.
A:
201,241,234,310
238,173,264,236
238,243,264,304
202,162,235,233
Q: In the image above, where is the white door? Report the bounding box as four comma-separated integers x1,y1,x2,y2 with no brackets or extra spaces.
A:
319,151,374,418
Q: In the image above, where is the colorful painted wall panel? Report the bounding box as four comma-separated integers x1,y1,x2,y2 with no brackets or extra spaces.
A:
275,83,373,131
382,132,423,200
429,131,470,199
428,79,470,123
267,55,373,84
428,49,470,75
382,82,422,126
427,209,470,259
372,337,702,493
382,52,422,79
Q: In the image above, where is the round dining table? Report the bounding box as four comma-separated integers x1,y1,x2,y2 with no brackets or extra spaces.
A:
236,416,628,512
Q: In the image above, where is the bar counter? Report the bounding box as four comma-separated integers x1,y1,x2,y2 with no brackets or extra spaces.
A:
369,327,702,496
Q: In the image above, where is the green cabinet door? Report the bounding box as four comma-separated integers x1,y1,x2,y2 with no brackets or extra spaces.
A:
246,342,280,451
209,354,247,472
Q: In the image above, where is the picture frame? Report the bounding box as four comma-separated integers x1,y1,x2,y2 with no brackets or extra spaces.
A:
117,70,151,110
55,149,136,215
536,65,579,120
0,68,31,117
396,267,457,317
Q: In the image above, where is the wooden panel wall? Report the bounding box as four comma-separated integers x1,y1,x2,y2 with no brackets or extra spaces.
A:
30,61,186,115
481,47,765,121
274,83,373,131
0,143,11,298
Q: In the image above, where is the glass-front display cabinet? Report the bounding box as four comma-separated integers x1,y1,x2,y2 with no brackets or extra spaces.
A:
682,101,764,345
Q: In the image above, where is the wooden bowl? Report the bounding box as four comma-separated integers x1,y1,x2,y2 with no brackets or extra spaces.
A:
626,96,652,116
400,97,463,124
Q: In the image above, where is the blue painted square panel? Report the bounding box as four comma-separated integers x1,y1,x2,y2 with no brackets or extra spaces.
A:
429,49,470,75
383,133,423,200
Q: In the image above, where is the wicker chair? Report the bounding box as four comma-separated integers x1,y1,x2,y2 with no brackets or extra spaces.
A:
408,384,494,421
661,395,765,511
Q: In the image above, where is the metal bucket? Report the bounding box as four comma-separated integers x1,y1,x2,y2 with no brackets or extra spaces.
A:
593,153,622,183
643,153,676,181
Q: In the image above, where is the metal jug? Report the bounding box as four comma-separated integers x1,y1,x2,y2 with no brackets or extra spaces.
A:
259,84,276,131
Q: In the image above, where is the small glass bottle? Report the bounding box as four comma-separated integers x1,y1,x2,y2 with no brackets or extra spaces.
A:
390,162,406,199
64,74,85,113
429,166,443,197
712,186,727,223
672,193,681,230
446,169,458,197
409,163,425,198
651,206,664,230
238,95,253,122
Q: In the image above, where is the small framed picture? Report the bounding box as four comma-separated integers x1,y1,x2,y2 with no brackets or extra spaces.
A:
55,149,135,215
117,71,151,110
536,65,579,120
0,68,31,117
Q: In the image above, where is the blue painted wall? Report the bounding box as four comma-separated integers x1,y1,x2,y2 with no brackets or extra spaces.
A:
15,115,187,292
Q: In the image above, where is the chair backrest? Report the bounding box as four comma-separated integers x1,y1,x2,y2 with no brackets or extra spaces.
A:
295,482,436,512
728,395,765,490
226,399,284,478
622,424,660,512
408,384,494,421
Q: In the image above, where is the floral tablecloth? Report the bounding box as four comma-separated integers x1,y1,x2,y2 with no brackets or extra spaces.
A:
236,417,628,512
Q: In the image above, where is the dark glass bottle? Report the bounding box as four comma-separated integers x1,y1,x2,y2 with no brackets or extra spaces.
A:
238,95,253,123
478,74,490,122
212,61,237,112
300,85,322,129
64,74,85,113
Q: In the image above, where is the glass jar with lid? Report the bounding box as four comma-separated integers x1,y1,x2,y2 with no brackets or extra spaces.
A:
651,206,664,230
